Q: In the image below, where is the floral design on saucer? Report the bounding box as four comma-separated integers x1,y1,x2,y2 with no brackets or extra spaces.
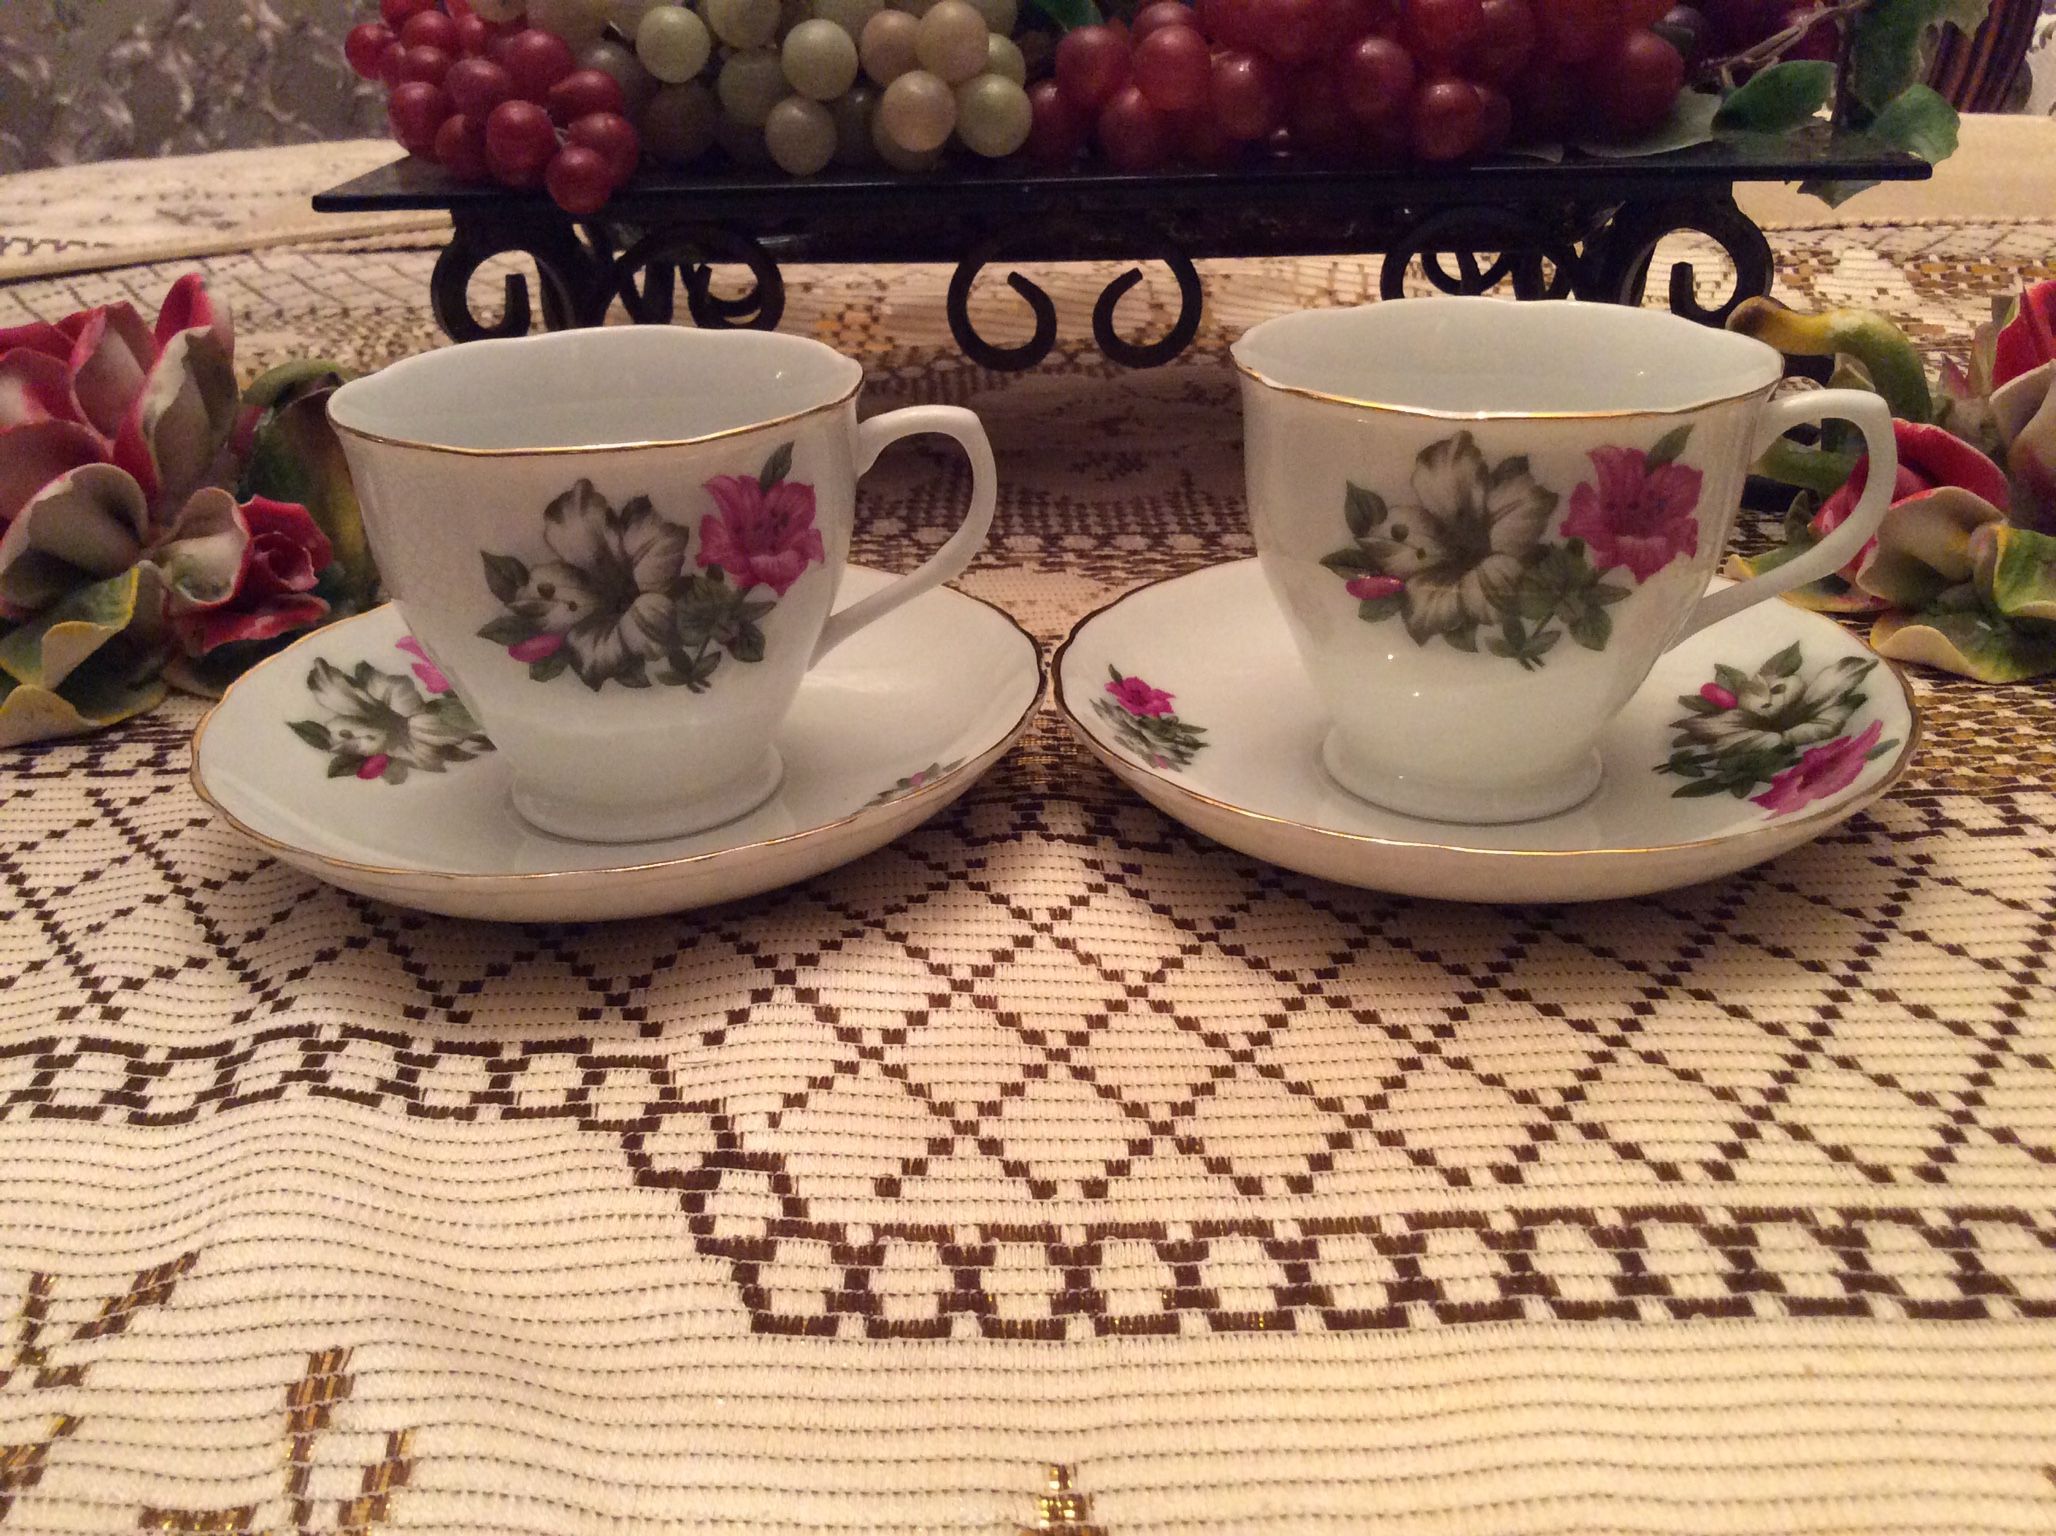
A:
1320,427,1703,669
1659,642,1899,816
865,759,967,807
474,442,825,693
1093,667,1206,770
287,639,493,785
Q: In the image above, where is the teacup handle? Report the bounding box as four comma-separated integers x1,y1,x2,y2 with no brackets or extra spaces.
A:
812,405,998,664
1668,387,1898,646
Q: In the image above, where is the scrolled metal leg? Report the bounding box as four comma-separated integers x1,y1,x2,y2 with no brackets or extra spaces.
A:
612,224,784,331
429,209,612,343
1579,192,1774,326
946,239,1060,371
1089,233,1204,370
1380,208,1581,301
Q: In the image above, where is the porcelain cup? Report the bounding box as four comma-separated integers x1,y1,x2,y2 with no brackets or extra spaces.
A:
329,327,996,842
1232,297,1898,825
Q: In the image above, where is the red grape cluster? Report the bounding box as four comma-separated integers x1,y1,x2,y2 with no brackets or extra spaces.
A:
1031,0,1688,172
347,0,644,215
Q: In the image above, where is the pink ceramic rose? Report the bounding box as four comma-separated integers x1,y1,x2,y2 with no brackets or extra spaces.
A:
1559,444,1703,582
0,273,235,508
697,474,826,596
155,492,333,655
1750,718,1885,816
1105,675,1175,717
1808,419,2011,605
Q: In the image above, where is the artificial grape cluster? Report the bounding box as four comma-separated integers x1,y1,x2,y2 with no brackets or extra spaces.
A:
346,0,1036,204
345,0,1699,200
1035,0,1691,172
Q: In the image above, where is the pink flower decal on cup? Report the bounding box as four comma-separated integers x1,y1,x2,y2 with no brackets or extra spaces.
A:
395,636,452,695
698,443,827,598
1559,433,1704,584
474,443,820,693
1750,719,1886,817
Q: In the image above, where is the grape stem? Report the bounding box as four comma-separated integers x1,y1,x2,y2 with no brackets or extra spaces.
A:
1702,0,1872,94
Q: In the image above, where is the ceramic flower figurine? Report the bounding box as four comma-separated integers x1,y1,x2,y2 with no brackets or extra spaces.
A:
0,278,373,744
1727,281,2056,682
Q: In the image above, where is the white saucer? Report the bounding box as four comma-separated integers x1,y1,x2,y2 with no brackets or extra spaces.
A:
193,568,1042,921
1056,560,1920,904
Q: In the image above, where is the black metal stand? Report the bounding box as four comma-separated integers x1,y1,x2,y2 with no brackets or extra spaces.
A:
316,125,1926,370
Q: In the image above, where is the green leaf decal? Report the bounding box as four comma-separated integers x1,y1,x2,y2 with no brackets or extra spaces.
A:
1320,547,1382,575
1645,424,1693,469
288,719,333,751
1714,60,1835,131
728,621,767,663
328,755,362,779
1766,641,1805,677
476,612,542,647
1343,483,1386,538
758,441,795,490
481,551,528,604
528,649,571,684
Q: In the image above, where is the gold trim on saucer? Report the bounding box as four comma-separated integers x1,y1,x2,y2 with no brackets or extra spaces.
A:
1050,564,1923,865
189,582,1045,887
1230,355,1780,423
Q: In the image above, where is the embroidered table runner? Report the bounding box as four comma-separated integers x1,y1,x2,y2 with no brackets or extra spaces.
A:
4,174,2056,1532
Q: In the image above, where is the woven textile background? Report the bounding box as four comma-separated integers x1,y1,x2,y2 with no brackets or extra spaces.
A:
3,180,2056,1531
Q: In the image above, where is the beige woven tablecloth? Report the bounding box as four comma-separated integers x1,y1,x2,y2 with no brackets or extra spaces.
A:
3,150,2056,1534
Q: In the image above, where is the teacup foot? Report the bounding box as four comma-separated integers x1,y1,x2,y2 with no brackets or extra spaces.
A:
510,748,786,843
1320,732,1602,826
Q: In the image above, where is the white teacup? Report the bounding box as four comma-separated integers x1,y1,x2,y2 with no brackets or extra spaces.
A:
329,327,995,843
1234,297,1897,825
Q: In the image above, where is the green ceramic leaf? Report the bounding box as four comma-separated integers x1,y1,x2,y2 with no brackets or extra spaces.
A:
241,358,347,412
1715,61,1835,132
1645,424,1693,469
0,648,166,749
1766,641,1805,677
529,649,571,684
1864,84,1960,164
328,755,362,778
1755,437,1861,494
1856,484,2005,609
0,567,163,692
289,719,333,750
1873,605,2056,681
1344,484,1386,538
1971,524,2056,622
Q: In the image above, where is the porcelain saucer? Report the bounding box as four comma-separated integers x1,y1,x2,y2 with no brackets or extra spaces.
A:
1056,560,1920,904
193,568,1042,921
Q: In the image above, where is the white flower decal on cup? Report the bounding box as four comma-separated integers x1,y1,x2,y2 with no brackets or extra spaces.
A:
475,443,825,692
1320,427,1704,669
1658,642,1898,815
287,640,493,785
1093,667,1207,771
